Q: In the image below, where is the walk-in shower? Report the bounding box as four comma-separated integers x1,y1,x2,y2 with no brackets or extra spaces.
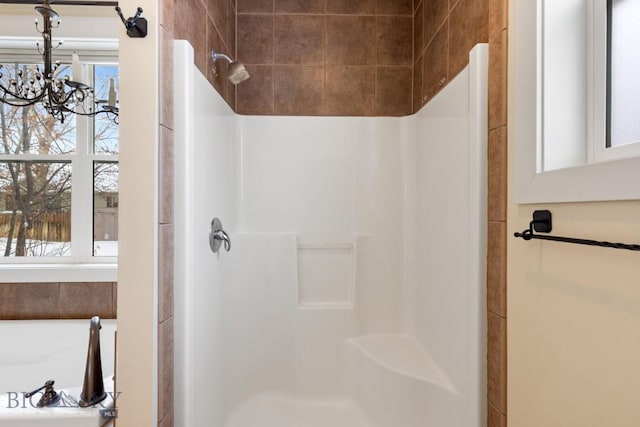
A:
174,40,487,427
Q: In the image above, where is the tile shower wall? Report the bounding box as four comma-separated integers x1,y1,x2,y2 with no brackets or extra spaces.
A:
236,0,413,115
413,0,488,112
162,1,506,426
173,0,238,110
487,0,508,425
158,0,179,426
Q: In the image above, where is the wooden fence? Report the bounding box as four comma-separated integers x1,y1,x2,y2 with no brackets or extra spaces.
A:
0,211,71,242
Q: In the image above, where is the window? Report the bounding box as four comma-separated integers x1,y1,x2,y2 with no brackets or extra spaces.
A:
607,0,640,149
511,0,640,203
0,58,119,272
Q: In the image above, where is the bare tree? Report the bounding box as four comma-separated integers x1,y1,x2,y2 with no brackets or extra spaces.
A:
0,64,74,256
0,62,119,257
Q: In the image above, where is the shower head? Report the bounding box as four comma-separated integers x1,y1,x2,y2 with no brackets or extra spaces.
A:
211,49,251,85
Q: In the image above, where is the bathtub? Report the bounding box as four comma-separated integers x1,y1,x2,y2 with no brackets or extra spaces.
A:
0,319,117,426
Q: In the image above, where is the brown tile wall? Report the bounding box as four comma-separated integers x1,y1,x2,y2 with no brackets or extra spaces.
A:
159,0,177,425
413,0,488,111
162,1,507,427
174,0,237,110
0,282,117,320
487,0,507,425
236,0,413,115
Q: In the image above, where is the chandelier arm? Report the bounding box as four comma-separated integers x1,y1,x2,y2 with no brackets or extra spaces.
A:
0,91,46,107
0,1,119,125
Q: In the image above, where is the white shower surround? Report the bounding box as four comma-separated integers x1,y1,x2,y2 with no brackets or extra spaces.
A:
174,41,487,427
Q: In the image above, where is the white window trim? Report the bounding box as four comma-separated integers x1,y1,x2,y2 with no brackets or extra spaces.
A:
0,36,118,63
0,263,116,283
511,0,640,204
0,42,118,282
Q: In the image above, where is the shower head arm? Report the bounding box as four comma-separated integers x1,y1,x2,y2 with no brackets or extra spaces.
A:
211,50,233,64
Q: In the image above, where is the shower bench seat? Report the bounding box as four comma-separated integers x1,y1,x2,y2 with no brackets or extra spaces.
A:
345,334,461,427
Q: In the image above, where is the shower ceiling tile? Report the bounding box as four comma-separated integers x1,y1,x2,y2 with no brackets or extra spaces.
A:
237,14,275,64
326,16,376,65
275,15,326,65
326,0,374,14
326,65,375,115
377,16,413,65
274,66,325,115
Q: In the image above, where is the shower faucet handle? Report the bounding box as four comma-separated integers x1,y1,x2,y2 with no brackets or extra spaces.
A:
209,217,231,253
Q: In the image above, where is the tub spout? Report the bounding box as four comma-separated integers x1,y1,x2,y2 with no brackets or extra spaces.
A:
79,316,107,407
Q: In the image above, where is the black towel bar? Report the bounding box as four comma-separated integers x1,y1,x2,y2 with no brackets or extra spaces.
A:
513,210,640,252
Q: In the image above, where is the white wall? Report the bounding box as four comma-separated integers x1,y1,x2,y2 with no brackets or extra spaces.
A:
116,0,158,425
509,2,640,425
509,202,640,426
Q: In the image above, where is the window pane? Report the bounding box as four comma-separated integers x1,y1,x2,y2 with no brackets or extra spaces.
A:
93,162,118,256
608,0,640,147
0,161,71,257
93,65,119,155
0,63,76,155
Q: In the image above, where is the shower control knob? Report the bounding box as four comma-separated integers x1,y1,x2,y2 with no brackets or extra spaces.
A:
209,217,231,253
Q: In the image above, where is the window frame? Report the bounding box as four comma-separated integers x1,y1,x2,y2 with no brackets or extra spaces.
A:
511,0,640,204
0,37,118,282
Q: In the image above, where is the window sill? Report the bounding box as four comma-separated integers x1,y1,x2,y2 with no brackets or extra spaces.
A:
0,264,117,283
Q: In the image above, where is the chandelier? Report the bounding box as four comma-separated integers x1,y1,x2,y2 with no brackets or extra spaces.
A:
0,0,118,124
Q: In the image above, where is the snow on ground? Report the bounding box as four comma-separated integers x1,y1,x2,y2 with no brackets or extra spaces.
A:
0,239,118,257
